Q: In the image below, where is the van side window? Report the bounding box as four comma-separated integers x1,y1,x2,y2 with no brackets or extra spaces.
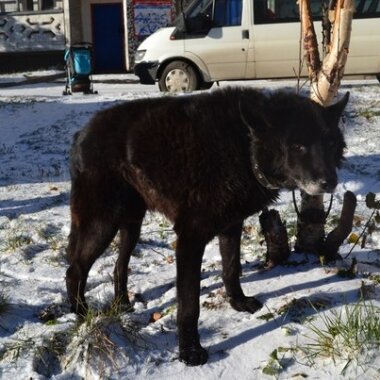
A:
214,0,243,26
187,0,214,20
185,0,214,34
253,0,322,24
254,0,380,24
356,0,380,17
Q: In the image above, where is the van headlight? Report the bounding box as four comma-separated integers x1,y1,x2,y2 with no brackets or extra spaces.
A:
135,50,146,61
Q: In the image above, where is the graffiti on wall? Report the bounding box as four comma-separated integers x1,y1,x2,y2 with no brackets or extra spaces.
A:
133,0,173,39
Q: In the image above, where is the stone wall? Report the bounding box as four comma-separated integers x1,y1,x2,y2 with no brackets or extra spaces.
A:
0,10,65,52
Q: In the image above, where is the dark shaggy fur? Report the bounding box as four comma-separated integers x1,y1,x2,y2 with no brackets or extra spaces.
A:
66,87,348,366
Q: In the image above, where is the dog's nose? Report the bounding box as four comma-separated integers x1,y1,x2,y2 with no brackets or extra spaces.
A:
321,178,337,193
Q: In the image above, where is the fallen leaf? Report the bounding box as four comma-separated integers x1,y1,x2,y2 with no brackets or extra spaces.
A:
149,311,163,323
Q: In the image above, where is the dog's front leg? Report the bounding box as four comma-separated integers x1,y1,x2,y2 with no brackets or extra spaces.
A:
175,234,208,366
219,222,263,313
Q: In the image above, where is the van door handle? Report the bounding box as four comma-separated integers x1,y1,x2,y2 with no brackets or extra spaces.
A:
242,30,249,39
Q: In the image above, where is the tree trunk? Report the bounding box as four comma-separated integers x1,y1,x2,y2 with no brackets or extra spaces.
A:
294,193,326,255
259,208,290,268
296,0,355,258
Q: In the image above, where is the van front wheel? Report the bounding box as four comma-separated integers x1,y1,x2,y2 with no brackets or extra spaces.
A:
158,61,199,93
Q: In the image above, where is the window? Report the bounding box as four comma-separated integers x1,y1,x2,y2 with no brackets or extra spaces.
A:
0,0,20,12
214,0,242,26
42,0,55,10
184,0,242,34
355,0,380,17
185,0,214,34
187,0,213,20
254,0,322,24
0,0,62,13
186,0,242,27
254,0,380,24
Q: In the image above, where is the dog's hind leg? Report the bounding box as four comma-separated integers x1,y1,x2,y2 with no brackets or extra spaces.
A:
66,220,118,316
67,221,79,264
175,230,209,366
219,221,263,313
114,219,145,310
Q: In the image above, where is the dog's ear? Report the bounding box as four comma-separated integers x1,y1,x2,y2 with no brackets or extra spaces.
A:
325,92,350,126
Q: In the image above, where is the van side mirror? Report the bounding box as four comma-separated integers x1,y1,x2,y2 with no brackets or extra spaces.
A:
171,0,214,38
186,12,213,35
171,12,188,39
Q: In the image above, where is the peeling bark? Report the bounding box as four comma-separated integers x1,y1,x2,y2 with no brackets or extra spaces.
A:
312,1,355,105
299,0,355,105
299,0,321,81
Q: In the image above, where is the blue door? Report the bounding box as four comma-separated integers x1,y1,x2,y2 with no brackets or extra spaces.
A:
92,3,125,72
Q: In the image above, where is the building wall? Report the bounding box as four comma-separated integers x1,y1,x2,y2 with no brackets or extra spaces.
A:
63,0,81,45
0,0,183,72
0,6,65,72
0,9,65,52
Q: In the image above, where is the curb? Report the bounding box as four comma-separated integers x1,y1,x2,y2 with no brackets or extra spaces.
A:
0,73,66,88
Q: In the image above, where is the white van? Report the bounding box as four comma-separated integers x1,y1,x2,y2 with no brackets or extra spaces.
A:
134,0,380,92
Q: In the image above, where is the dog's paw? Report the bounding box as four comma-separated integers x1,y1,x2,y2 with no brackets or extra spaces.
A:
323,252,343,263
179,345,208,366
229,296,263,313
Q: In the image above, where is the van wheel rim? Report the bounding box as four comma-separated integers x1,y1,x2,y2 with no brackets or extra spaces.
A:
165,69,190,92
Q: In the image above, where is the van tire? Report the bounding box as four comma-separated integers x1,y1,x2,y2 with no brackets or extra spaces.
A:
377,74,380,83
158,61,199,93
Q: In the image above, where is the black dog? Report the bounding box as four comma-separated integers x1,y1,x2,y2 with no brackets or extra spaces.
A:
66,87,349,366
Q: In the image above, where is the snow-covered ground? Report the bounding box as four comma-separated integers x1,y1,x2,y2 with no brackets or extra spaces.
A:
0,72,379,379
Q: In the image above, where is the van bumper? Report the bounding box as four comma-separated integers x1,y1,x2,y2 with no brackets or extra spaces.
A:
134,61,159,84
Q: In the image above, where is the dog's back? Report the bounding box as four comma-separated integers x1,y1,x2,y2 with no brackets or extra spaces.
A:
70,89,275,222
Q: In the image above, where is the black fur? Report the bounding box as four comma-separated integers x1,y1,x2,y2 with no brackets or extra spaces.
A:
66,87,348,365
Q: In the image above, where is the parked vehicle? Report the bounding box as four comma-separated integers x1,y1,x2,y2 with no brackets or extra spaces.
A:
134,0,380,92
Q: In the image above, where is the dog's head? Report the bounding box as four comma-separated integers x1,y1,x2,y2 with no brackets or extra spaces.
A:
243,91,349,195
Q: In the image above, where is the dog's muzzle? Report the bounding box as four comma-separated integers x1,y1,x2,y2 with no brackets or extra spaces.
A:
297,177,337,195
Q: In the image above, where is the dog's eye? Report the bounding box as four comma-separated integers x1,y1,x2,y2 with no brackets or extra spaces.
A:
292,144,307,154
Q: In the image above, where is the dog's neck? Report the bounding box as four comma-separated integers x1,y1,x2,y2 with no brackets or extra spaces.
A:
246,130,280,190
251,156,280,190
239,99,281,190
